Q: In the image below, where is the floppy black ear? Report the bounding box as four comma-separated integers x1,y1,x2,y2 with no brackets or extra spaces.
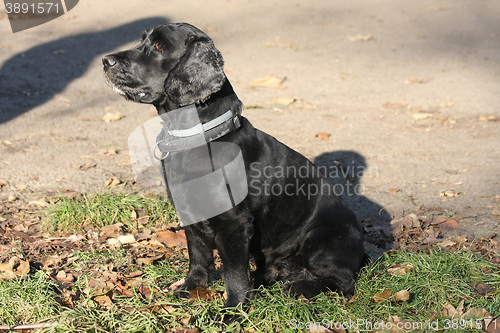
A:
165,38,225,106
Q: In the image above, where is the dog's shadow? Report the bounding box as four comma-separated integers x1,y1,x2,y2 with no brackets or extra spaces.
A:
314,150,393,258
0,17,168,124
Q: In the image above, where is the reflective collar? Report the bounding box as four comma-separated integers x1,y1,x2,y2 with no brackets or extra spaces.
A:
168,110,235,138
154,107,243,160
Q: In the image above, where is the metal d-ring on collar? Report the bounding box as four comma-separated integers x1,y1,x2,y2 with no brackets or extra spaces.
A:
153,109,242,160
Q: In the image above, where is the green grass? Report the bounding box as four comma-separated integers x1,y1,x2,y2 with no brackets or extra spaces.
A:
0,271,61,326
45,191,178,233
20,247,495,332
2,192,498,332
1,248,498,332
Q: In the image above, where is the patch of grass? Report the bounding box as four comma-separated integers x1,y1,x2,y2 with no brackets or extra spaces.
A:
339,247,500,331
44,191,178,233
142,257,189,289
37,247,499,332
10,190,500,332
0,271,61,326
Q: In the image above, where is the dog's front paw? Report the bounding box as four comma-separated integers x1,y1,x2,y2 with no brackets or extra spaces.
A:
170,277,205,299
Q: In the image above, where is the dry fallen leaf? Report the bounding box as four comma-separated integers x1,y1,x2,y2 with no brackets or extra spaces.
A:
412,113,433,120
271,97,296,106
387,263,414,275
463,307,491,319
86,279,115,296
0,261,11,273
137,253,164,265
440,190,461,197
100,223,124,240
250,75,286,89
373,289,392,303
148,303,176,314
118,234,137,244
262,42,296,49
28,199,50,207
93,294,113,307
180,316,191,326
107,238,122,248
13,257,30,277
422,227,440,245
442,302,464,318
431,217,459,231
152,230,187,249
295,99,318,110
387,266,409,275
383,101,408,109
394,289,410,302
389,315,402,327
405,77,430,84
103,112,124,122
137,284,153,298
99,148,119,156
41,255,63,270
135,228,153,242
473,282,496,296
77,162,96,170
439,219,459,231
105,176,123,188
55,270,75,283
348,34,373,42
437,239,457,248
137,216,151,226
0,257,30,280
315,132,331,141
479,115,499,122
189,287,215,301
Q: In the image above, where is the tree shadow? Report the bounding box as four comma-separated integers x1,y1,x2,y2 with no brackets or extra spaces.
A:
0,17,168,123
314,150,393,258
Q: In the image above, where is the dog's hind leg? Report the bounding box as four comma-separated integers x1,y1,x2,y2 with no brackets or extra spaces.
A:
282,276,355,299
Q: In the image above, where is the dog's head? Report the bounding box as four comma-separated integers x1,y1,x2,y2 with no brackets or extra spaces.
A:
102,23,225,107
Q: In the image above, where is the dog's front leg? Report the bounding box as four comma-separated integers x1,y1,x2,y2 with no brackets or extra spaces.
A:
214,220,254,307
175,223,215,296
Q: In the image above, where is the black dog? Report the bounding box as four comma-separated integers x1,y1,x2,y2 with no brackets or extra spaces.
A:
103,23,366,307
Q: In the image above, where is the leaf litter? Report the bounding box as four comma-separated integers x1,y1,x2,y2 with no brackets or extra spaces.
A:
0,191,499,331
0,191,188,311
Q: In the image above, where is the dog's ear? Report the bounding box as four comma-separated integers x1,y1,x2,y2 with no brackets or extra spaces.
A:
165,37,225,106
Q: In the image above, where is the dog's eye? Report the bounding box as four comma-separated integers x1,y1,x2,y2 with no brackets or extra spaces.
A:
153,42,164,52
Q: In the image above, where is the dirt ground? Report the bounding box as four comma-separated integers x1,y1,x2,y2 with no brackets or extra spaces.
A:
0,0,499,239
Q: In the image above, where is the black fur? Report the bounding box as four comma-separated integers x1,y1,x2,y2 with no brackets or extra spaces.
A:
103,23,366,307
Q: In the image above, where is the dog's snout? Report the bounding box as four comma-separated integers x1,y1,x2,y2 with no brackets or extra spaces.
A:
102,55,117,69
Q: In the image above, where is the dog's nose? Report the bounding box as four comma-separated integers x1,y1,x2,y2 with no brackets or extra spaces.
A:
102,55,117,69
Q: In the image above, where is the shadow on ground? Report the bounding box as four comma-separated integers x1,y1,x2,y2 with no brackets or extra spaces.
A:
0,17,168,123
314,150,393,253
